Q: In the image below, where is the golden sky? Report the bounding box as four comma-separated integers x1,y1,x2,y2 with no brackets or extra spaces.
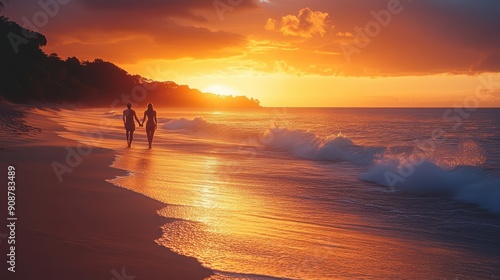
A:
3,0,500,106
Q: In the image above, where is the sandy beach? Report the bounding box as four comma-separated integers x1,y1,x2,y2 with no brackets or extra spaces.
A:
1,2,500,278
0,104,212,280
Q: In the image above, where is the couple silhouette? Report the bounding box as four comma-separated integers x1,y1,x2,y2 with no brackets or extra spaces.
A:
123,102,157,149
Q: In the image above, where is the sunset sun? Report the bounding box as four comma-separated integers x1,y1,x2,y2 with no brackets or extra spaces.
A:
203,85,238,96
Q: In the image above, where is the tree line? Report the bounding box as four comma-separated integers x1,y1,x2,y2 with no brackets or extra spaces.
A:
0,16,260,108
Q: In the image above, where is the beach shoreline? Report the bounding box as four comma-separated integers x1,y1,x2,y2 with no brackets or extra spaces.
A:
0,105,213,280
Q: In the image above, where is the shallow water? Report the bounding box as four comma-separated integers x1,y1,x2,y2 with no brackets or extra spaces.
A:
53,107,500,279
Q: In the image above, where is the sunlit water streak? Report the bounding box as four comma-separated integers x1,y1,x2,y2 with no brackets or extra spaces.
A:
52,108,500,279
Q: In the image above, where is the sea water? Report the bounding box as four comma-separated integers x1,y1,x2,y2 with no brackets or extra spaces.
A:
53,107,500,279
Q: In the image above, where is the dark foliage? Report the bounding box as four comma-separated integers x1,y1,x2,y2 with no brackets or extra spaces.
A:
0,16,260,108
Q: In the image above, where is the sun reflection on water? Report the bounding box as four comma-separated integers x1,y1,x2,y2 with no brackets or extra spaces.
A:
50,107,500,280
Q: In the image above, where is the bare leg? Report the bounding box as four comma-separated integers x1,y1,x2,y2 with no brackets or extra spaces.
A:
150,129,155,147
126,130,130,147
129,131,134,147
146,127,155,149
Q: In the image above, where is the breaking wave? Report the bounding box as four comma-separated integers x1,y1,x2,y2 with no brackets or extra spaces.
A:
160,117,500,214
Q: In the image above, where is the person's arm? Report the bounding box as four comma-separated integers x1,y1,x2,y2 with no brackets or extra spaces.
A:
134,111,141,125
122,111,126,126
154,111,157,129
142,111,147,126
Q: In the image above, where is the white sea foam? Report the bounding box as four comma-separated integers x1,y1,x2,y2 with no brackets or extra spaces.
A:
360,155,500,214
260,127,380,165
156,115,500,215
163,116,207,130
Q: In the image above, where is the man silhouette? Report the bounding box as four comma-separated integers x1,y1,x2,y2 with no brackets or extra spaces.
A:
123,103,141,148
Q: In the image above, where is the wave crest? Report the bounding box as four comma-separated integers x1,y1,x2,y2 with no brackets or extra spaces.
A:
360,153,500,214
163,117,207,130
158,116,499,215
261,127,381,165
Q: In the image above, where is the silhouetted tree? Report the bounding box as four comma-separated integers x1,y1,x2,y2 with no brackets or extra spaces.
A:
0,17,260,108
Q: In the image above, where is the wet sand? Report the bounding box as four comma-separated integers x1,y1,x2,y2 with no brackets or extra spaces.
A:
0,104,212,280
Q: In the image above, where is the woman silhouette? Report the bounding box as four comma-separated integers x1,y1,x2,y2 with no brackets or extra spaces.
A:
142,103,157,149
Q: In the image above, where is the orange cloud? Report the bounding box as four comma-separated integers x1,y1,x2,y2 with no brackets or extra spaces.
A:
264,18,276,31
50,21,247,64
5,0,500,78
267,7,332,38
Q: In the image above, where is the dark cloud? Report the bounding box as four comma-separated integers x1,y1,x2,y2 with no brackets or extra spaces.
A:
1,0,251,63
3,0,500,76
79,0,258,21
259,0,500,76
81,0,256,10
330,0,500,75
472,53,500,73
47,18,247,63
